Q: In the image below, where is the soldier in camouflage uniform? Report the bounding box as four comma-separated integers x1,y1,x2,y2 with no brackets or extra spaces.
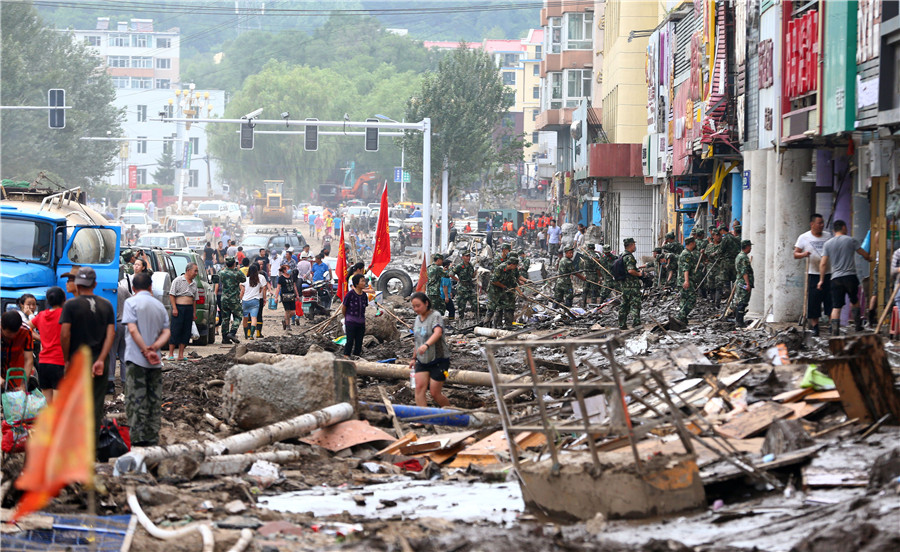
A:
598,244,617,302
618,238,644,329
121,249,135,275
484,256,520,327
676,237,699,324
554,245,586,307
451,251,477,320
516,249,531,281
218,256,246,343
691,227,709,298
719,226,741,288
493,243,511,269
426,253,447,315
733,240,754,328
703,231,726,309
580,244,602,307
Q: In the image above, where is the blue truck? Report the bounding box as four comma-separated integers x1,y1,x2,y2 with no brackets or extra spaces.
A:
0,186,120,315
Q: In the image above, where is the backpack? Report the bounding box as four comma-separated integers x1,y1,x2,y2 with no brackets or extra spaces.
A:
611,255,628,281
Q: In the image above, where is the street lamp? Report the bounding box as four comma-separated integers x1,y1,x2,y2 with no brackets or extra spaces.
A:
166,84,215,209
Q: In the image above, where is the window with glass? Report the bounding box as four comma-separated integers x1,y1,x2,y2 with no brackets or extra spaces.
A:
547,17,562,54
565,12,593,50
136,105,147,122
132,34,150,47
501,53,520,67
137,137,147,154
549,72,563,109
157,37,171,48
533,85,540,99
132,77,152,89
535,45,542,59
532,131,539,144
156,58,171,69
136,169,147,186
108,56,129,68
533,108,539,121
112,76,130,89
84,36,101,46
156,79,171,89
502,72,516,86
109,34,129,47
533,64,540,76
504,90,516,106
131,56,152,68
189,137,200,156
189,170,200,188
566,69,592,106
1,219,53,264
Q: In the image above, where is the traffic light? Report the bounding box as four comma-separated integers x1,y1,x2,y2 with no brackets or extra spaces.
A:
240,121,254,150
304,118,318,151
48,89,65,129
365,118,379,152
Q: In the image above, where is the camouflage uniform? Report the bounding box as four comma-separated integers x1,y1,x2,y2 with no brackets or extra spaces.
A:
720,232,741,285
693,232,709,298
618,244,642,329
451,260,477,319
734,247,754,326
676,245,699,323
598,249,617,302
121,250,134,275
554,255,579,307
581,248,602,307
704,240,728,307
485,261,518,327
218,263,246,341
662,234,683,277
426,260,447,314
125,364,162,445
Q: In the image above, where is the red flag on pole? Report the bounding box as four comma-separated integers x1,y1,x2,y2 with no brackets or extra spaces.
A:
12,346,95,522
368,182,392,277
415,256,428,293
336,223,347,301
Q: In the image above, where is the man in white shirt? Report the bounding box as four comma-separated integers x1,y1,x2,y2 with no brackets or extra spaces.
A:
547,219,562,267
793,213,832,336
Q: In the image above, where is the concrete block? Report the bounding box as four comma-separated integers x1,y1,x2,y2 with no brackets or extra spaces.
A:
364,307,400,342
223,351,341,430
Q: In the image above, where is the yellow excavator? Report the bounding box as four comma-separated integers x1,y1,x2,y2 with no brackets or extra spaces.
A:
252,180,293,224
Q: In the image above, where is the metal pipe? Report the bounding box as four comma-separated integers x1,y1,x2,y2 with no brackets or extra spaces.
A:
422,118,432,255
359,401,486,427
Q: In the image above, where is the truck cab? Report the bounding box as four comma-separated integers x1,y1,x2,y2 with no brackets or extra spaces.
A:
0,188,120,316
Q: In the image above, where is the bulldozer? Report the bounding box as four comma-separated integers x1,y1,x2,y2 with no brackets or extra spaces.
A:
252,180,293,225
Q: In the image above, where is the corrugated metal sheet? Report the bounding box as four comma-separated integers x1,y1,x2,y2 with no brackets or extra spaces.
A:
612,179,656,260
674,10,701,86
588,143,643,178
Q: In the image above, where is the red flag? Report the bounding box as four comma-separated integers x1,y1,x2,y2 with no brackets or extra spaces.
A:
415,256,428,293
368,182,392,277
12,346,95,522
336,223,347,301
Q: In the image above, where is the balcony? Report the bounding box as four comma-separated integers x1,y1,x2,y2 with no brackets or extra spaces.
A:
540,50,593,77
535,107,575,131
588,143,642,178
541,1,592,25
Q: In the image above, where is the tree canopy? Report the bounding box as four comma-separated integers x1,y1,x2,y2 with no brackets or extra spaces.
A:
1,1,122,187
401,45,522,200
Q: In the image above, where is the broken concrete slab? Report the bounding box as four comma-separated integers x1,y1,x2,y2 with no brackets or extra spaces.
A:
223,350,344,430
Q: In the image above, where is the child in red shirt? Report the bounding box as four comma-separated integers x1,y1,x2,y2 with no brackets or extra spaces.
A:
30,286,66,402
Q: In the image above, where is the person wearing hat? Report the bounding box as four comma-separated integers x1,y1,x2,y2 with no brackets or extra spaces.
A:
515,249,531,282
555,245,587,308
662,232,682,286
703,229,727,309
59,266,115,450
121,249,135,275
690,227,710,298
675,236,700,325
450,251,477,320
598,245,617,302
618,238,644,329
733,240,754,327
426,253,447,316
494,243,511,268
485,255,520,327
719,225,741,287
218,256,246,343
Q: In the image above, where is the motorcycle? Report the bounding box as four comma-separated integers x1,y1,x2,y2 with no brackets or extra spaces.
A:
301,280,334,320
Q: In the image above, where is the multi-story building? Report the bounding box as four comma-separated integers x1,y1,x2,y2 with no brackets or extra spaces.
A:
65,17,225,198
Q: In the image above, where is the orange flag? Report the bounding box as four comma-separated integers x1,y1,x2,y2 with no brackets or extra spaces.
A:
368,182,391,277
12,346,95,522
415,256,428,293
336,224,347,301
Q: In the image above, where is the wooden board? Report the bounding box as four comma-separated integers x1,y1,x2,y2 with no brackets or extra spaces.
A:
773,388,815,403
447,431,547,468
806,390,841,402
715,401,794,439
828,361,873,423
399,430,477,455
301,420,396,452
375,432,417,457
785,401,828,420
802,466,868,487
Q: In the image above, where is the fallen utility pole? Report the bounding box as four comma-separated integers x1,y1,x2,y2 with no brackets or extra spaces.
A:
233,349,521,387
115,402,354,474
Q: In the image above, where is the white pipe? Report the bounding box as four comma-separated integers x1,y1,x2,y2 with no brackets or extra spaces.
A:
126,486,215,552
227,529,254,552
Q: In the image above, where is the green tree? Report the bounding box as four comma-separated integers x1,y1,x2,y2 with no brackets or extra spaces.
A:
152,147,176,187
1,1,122,187
401,45,519,202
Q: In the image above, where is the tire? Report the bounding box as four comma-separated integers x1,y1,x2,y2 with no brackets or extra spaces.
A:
376,268,413,298
194,325,209,346
207,325,216,345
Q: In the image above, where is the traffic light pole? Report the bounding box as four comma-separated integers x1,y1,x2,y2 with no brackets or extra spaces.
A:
157,116,435,254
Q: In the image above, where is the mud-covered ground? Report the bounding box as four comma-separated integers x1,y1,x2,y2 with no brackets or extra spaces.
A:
3,249,900,551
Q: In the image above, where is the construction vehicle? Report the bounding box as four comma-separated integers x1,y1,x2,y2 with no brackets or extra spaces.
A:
252,180,293,225
340,171,384,202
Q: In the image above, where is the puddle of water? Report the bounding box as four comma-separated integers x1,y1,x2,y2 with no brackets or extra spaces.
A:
259,479,524,525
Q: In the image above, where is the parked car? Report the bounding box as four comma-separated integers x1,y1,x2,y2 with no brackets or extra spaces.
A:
240,230,307,255
195,200,242,223
135,232,190,251
167,250,218,345
163,216,206,250
120,212,156,235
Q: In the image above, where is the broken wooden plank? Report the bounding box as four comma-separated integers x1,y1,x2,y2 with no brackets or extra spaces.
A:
805,390,841,402
375,432,417,457
448,431,547,468
802,466,868,487
399,430,477,455
715,402,794,440
785,401,828,421
773,388,815,403
827,335,900,424
301,419,396,452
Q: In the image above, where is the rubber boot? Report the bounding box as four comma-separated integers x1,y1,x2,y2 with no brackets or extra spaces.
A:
282,319,288,331
256,325,263,338
505,310,515,328
851,307,863,332
830,319,840,336
713,288,721,310
734,307,745,328
228,331,240,344
811,323,820,337
245,325,253,340
222,327,231,344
